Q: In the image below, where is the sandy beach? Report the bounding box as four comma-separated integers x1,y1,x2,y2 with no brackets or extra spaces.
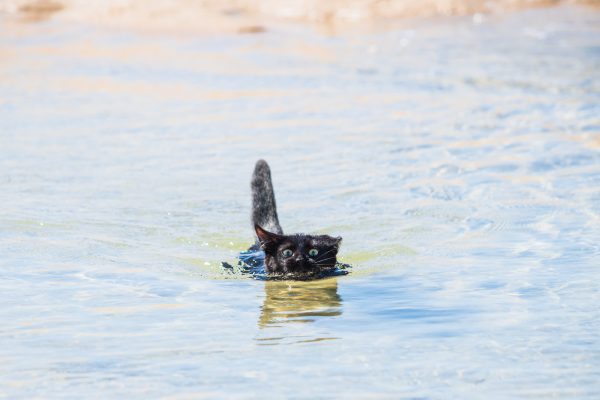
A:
1,0,599,33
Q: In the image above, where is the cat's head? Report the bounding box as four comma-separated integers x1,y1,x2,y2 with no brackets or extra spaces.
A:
255,224,342,277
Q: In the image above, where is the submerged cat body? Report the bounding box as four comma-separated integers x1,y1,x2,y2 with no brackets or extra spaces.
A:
250,160,342,278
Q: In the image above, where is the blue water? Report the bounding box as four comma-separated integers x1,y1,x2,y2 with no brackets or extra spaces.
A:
1,4,599,398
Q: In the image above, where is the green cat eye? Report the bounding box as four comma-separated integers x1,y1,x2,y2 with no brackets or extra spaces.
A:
308,248,319,257
282,249,293,258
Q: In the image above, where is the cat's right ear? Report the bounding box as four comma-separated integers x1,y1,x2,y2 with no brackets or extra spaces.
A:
255,224,282,252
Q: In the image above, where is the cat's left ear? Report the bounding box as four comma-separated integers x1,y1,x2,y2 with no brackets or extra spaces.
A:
334,236,342,250
325,236,342,250
255,224,283,252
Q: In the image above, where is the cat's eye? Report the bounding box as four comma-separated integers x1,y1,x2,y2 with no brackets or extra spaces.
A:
308,248,319,257
282,249,293,258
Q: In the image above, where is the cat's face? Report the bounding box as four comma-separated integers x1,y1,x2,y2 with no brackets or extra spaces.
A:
255,225,342,277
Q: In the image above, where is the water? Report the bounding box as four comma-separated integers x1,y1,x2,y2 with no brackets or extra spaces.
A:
1,4,600,398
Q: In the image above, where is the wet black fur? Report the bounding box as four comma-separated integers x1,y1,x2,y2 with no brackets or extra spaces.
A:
251,160,342,276
252,160,282,235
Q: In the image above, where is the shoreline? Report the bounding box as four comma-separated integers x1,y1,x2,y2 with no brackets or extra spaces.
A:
1,0,599,35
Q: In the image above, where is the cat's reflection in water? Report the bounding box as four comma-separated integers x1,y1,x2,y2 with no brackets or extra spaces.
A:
259,278,342,328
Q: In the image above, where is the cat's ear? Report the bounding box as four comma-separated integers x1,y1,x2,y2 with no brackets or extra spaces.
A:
322,235,342,251
332,236,342,250
255,224,283,252
334,236,342,249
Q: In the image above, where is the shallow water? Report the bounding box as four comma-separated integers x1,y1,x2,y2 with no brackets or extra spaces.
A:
1,5,600,398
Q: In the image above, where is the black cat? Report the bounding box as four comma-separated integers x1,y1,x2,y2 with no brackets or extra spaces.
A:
250,160,342,278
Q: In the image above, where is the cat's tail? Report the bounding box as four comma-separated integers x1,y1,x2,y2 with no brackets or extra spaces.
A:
251,159,283,235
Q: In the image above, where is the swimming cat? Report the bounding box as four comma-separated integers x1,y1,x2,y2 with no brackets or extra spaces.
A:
251,159,342,277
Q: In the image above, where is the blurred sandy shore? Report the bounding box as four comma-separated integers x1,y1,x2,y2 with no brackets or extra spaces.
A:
0,0,599,33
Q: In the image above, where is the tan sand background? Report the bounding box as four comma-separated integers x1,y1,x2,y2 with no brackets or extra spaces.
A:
1,0,599,33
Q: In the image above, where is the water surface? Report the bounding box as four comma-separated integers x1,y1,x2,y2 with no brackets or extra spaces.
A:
1,5,600,398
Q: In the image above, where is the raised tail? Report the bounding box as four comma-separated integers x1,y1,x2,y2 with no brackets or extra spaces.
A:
251,160,283,235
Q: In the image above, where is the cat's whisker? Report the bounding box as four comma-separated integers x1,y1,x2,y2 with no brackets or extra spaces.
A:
316,256,336,261
317,255,337,263
320,246,337,254
316,248,337,259
314,257,336,265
